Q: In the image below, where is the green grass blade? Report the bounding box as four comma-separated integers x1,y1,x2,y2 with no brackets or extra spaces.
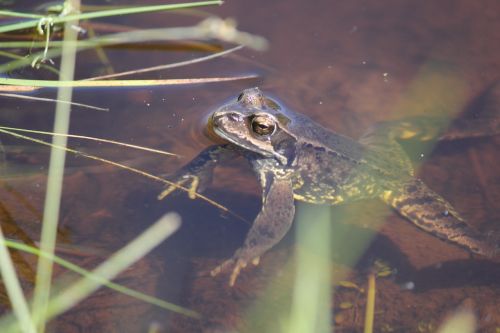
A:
0,1,223,34
42,213,182,322
0,50,59,75
0,93,108,111
0,75,257,88
0,128,242,222
0,230,36,333
0,10,44,19
0,18,267,74
4,237,198,318
2,214,183,332
87,44,244,80
0,126,178,157
287,204,332,333
31,6,80,332
363,273,376,333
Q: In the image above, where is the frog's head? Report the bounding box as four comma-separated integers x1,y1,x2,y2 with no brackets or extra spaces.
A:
209,88,296,165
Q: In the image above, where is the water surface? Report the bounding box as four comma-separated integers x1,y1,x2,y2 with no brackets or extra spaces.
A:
1,0,499,332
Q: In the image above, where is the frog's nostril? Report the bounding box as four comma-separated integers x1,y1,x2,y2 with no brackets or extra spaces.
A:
227,113,241,122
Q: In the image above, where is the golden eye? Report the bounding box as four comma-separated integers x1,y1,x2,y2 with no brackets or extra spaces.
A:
251,115,276,136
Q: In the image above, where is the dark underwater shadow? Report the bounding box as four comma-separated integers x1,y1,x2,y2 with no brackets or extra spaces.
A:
355,228,500,292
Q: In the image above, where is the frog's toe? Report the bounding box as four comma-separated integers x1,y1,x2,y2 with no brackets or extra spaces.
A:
210,258,233,278
211,257,260,287
158,174,206,200
157,177,188,200
251,256,260,266
228,259,248,286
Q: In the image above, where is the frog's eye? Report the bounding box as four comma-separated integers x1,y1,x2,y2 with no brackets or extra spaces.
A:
251,115,276,136
237,92,245,102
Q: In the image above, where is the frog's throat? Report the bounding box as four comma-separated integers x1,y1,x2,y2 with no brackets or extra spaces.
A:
213,127,288,165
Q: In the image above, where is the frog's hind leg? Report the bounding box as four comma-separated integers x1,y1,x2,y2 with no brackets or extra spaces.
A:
359,119,434,177
381,179,498,257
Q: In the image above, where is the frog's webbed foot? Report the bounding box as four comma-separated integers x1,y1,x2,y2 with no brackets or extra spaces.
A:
212,175,295,286
382,179,499,257
158,144,237,200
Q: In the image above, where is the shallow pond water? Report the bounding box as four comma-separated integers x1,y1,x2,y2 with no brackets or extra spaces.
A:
0,0,499,332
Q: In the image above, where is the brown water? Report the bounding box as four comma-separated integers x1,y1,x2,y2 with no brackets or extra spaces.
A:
0,0,499,332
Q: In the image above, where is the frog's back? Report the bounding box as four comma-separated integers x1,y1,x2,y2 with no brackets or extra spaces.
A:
281,108,412,179
279,108,366,161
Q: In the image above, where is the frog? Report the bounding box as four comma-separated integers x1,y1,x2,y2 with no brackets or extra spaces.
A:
160,87,499,286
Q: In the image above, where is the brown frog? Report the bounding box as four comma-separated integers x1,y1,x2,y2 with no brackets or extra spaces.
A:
160,87,499,286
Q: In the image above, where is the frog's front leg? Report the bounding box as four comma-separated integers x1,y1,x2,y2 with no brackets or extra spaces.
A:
158,144,238,200
211,174,295,286
382,179,498,257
